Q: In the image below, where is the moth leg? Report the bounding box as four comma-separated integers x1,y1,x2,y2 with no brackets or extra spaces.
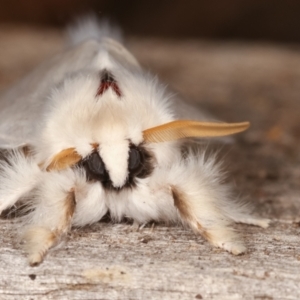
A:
130,221,148,232
22,171,76,266
227,213,270,228
72,179,108,227
24,190,75,266
131,220,140,231
171,185,246,255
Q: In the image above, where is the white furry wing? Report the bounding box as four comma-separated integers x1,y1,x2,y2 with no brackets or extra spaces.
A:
0,11,216,149
0,38,140,148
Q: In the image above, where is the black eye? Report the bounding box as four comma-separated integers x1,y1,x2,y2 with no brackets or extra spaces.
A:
128,146,142,174
83,152,108,182
87,152,105,175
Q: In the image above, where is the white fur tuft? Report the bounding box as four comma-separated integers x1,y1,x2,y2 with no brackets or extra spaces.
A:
0,150,41,213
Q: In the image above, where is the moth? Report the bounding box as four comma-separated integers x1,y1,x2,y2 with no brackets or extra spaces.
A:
0,17,269,266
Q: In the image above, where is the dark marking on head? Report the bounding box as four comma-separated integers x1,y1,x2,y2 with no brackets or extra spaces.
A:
96,69,122,98
76,144,155,192
78,151,110,184
125,143,155,188
129,144,155,179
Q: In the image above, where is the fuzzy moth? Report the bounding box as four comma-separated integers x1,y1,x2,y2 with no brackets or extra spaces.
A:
0,17,269,266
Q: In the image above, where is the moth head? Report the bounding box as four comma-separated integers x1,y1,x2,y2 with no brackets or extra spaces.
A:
44,120,249,188
38,68,249,189
44,142,154,190
38,68,169,189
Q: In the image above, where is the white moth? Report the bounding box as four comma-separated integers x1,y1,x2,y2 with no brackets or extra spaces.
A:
0,17,269,266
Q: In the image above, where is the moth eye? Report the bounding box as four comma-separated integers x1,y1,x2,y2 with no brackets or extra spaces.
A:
86,152,105,176
128,146,143,175
82,151,109,183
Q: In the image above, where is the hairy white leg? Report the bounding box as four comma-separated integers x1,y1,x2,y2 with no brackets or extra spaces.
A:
22,170,77,266
72,177,108,227
0,149,41,213
152,153,268,255
171,185,246,255
226,211,270,228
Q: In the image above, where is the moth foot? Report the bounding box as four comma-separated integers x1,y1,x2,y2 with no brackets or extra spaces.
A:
131,220,140,231
250,218,270,229
131,220,148,231
218,241,247,255
203,227,246,255
23,227,57,266
28,253,44,267
234,216,270,228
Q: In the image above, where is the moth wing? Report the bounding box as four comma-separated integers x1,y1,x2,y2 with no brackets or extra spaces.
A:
0,37,139,148
102,38,141,71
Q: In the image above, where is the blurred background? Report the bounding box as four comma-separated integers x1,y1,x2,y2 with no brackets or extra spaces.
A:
0,0,300,43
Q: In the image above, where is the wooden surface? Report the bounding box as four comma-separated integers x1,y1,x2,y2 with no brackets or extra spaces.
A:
0,26,300,300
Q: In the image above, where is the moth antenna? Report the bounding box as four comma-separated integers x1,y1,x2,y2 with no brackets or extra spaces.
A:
45,148,82,172
143,120,250,143
96,69,122,97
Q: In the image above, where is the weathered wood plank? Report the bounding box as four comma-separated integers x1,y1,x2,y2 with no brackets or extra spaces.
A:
0,219,300,300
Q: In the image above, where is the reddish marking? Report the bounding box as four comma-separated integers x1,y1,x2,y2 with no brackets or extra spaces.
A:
110,82,122,97
96,70,122,98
